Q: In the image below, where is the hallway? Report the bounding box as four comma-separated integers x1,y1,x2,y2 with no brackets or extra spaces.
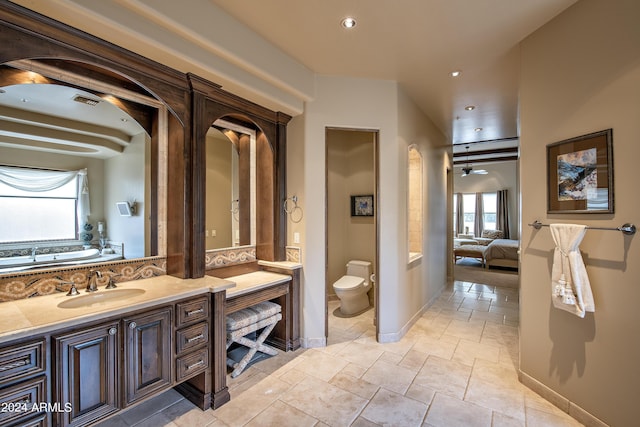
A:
98,281,583,426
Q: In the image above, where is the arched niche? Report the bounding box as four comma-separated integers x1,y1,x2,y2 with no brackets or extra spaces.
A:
188,74,291,278
0,3,193,279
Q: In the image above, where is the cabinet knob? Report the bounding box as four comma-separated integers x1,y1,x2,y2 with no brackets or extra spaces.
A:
129,322,137,329
108,327,117,336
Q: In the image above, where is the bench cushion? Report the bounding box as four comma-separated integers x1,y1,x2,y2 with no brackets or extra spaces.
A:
226,301,282,331
454,245,486,258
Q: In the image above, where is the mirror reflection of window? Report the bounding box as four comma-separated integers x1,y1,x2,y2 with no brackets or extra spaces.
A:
408,145,423,260
0,79,153,261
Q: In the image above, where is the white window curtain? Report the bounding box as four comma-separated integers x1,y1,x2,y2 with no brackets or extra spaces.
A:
0,165,91,232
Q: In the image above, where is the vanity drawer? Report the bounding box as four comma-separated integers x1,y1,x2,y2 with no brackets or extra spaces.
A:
0,339,46,387
176,348,209,382
0,375,46,426
176,322,209,355
176,297,209,327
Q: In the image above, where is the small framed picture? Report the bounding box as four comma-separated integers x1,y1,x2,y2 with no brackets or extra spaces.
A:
351,195,374,216
546,129,613,213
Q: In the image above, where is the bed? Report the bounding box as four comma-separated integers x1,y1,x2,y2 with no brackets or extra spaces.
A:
484,239,519,269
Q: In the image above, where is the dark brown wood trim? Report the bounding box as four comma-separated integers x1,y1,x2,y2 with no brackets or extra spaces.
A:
211,291,230,409
453,147,519,158
453,155,519,165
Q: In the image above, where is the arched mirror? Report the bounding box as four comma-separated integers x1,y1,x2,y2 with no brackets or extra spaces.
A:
0,59,167,275
408,144,423,262
206,119,256,250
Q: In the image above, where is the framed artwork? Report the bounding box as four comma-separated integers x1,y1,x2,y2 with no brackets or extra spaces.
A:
351,195,374,216
547,129,613,213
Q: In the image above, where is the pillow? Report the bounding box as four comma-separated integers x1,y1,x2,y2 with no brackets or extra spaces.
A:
481,229,504,240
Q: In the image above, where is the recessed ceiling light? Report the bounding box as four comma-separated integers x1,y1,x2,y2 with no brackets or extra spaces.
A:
341,17,357,29
465,105,475,111
450,70,461,77
474,127,483,132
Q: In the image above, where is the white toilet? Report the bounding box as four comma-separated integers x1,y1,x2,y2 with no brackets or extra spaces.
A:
333,260,372,316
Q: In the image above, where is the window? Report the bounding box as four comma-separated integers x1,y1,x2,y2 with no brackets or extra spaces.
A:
454,192,497,236
0,167,87,243
482,193,497,230
462,193,476,234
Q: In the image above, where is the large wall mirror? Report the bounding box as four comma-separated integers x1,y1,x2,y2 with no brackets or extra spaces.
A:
206,118,256,250
0,59,167,275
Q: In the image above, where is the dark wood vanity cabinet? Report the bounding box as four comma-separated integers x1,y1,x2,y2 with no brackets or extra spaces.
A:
123,307,173,406
48,296,208,426
0,339,49,427
53,322,120,427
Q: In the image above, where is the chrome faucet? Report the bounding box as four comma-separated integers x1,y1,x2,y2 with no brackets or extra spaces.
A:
31,246,38,261
86,270,102,292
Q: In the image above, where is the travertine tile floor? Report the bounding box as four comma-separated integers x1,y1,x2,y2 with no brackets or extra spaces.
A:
98,280,583,427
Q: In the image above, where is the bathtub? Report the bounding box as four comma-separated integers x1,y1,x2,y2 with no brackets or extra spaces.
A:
0,248,119,273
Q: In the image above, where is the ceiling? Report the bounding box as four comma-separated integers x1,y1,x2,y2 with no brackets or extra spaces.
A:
5,0,577,156
208,0,577,146
0,61,148,159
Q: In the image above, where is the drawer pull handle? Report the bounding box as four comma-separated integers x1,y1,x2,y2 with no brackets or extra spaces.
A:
0,356,31,372
186,360,205,370
129,322,137,329
108,327,117,336
186,308,204,316
186,334,204,343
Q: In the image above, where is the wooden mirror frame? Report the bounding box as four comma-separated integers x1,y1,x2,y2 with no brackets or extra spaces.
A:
0,2,193,278
188,74,291,278
0,4,292,282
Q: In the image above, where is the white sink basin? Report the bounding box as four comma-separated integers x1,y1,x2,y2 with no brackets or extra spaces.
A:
57,288,145,309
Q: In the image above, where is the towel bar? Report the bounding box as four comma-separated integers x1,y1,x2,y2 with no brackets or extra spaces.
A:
528,220,636,235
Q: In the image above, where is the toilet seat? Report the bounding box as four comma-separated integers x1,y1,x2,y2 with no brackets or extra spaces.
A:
333,275,364,290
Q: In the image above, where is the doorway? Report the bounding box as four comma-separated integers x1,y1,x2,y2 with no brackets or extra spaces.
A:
325,128,379,341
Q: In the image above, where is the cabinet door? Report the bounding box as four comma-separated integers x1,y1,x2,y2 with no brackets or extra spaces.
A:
53,322,119,427
123,307,172,405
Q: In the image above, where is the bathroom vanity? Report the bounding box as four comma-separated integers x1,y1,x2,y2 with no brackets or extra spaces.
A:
0,4,300,425
0,265,301,426
0,276,234,426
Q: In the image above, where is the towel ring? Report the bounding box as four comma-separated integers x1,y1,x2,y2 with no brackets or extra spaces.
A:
284,195,303,223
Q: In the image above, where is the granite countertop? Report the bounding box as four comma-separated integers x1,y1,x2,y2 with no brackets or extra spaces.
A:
224,271,293,298
257,260,302,270
0,275,235,343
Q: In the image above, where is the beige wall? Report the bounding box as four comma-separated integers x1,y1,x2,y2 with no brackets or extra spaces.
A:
326,129,376,298
288,75,448,345
519,1,640,425
104,132,147,258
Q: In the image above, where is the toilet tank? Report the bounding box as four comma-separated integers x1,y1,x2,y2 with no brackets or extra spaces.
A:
346,260,371,284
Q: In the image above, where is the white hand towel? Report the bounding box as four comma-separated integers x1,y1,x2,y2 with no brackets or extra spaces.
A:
550,224,595,318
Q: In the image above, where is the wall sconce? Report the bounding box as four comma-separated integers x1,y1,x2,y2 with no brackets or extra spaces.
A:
116,201,136,216
283,195,303,223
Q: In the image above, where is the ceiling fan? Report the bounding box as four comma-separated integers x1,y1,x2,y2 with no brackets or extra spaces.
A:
460,146,488,177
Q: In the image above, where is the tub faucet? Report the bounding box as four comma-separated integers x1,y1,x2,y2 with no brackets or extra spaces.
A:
86,270,102,292
31,246,38,261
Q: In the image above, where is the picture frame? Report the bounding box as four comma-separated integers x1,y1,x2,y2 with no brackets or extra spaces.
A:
351,195,374,217
547,129,613,214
